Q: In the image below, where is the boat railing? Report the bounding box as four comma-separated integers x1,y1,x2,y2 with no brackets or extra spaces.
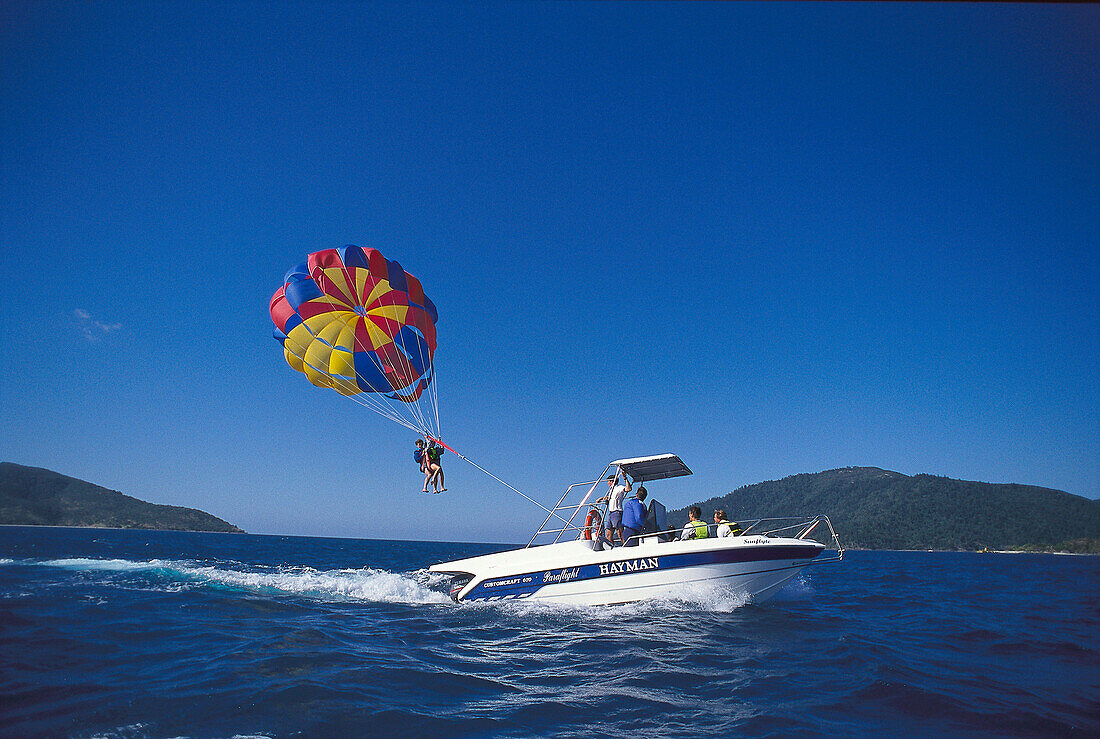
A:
526,477,611,548
528,488,844,563
615,514,843,561
742,514,845,564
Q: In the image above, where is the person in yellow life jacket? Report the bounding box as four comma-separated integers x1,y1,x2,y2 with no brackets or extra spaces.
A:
680,506,709,540
714,509,742,537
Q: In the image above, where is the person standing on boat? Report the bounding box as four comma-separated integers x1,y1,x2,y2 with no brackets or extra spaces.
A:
602,473,631,546
714,510,741,537
622,487,648,546
680,506,709,540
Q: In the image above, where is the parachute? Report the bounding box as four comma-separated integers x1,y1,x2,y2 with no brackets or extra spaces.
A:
269,245,440,437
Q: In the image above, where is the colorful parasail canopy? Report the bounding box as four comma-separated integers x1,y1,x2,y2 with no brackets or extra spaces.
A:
270,245,440,435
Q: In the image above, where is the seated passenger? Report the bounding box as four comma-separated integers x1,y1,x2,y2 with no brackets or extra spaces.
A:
622,487,648,547
680,506,709,540
714,509,742,537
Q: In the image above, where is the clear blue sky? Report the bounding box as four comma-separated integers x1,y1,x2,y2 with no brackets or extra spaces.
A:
2,2,1097,543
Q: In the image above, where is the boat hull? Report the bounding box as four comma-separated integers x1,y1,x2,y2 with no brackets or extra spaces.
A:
430,535,825,606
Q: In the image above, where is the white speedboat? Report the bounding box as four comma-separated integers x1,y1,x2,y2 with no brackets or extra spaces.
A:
430,454,843,606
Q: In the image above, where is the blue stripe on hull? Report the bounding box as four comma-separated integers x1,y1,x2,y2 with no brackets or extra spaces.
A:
460,544,822,601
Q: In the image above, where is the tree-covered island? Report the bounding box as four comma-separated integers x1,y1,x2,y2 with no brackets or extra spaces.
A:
667,467,1099,554
0,462,244,533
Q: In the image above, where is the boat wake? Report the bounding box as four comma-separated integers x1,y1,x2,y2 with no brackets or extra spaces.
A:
14,557,769,613
28,557,452,605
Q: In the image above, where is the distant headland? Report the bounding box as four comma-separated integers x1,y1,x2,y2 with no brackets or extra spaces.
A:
0,462,244,533
667,467,1099,554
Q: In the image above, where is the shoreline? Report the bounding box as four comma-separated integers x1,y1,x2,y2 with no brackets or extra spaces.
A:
0,523,246,535
2,525,1096,554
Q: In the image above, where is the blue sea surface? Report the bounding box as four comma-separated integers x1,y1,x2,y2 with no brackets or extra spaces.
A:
0,526,1097,737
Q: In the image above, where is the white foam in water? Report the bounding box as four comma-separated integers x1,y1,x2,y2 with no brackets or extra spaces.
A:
86,722,152,739
773,573,813,599
178,563,452,604
35,556,451,605
656,581,754,612
41,557,172,572
410,567,456,589
475,580,754,618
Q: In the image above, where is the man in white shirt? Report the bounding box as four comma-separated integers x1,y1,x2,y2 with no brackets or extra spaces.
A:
602,473,631,546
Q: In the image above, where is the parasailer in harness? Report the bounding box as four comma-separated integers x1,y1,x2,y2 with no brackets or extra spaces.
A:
425,439,445,494
414,439,431,492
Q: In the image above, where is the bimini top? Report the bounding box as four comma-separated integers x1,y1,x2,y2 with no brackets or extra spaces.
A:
610,454,692,482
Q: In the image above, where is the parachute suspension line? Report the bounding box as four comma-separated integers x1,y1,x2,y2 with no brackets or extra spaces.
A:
280,339,428,436
313,263,438,439
366,285,437,439
345,393,422,434
428,367,440,441
416,320,440,440
337,376,419,431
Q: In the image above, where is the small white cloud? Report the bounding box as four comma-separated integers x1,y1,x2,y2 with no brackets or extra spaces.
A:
74,308,122,341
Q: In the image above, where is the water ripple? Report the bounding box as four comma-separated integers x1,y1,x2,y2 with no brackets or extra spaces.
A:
0,531,1097,737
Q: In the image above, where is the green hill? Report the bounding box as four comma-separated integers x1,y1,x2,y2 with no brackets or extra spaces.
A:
0,462,244,533
666,467,1099,553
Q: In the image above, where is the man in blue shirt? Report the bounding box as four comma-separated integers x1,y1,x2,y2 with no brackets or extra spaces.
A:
622,487,648,547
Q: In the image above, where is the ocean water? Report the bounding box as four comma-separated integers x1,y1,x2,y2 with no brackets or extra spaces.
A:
0,527,1096,738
